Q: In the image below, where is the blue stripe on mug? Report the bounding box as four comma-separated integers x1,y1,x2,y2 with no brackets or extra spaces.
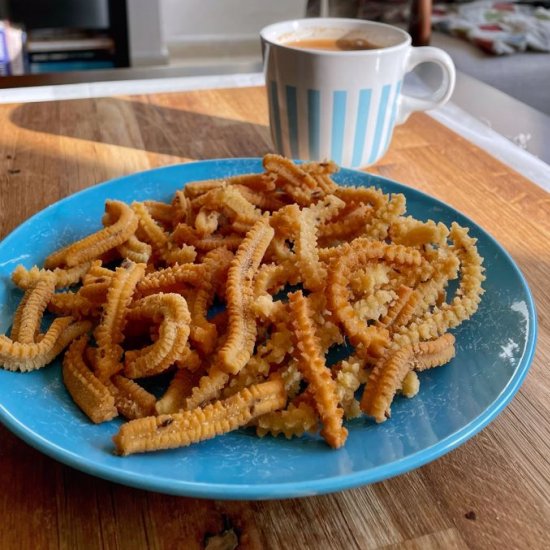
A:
269,80,283,153
331,91,347,165
285,85,299,159
307,89,321,160
382,80,402,154
367,84,392,164
352,89,372,168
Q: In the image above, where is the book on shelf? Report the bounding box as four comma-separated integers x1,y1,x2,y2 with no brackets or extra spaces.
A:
26,35,114,54
29,60,114,73
25,30,116,73
29,49,115,63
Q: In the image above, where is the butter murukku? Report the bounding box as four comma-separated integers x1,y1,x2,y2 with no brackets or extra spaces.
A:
184,366,229,410
193,186,261,226
189,247,233,355
294,196,345,292
12,262,91,290
263,154,318,205
113,377,287,455
94,262,146,381
136,263,203,297
143,200,174,228
334,357,367,420
288,291,348,449
45,200,138,268
109,375,157,419
194,207,220,237
1,154,484,456
379,285,415,329
318,203,373,243
172,223,243,251
1,317,91,372
155,368,203,415
123,293,190,378
256,402,318,439
62,336,118,424
117,235,153,264
12,273,56,343
218,219,274,374
48,291,101,320
233,184,284,211
326,239,423,357
361,334,456,422
132,201,197,265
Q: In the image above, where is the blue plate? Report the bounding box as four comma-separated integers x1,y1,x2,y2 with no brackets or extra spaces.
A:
0,159,537,500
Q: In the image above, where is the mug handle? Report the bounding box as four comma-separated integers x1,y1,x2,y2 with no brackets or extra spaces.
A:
396,47,456,125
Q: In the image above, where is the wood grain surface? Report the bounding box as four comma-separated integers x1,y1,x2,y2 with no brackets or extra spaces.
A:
0,87,548,550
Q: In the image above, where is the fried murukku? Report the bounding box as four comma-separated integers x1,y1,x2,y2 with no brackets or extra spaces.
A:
334,357,367,420
318,203,373,243
393,224,484,348
361,333,456,422
193,186,261,226
1,317,91,372
132,201,197,265
194,207,220,237
379,285,416,329
45,200,138,268
171,190,193,225
2,154,484,456
233,184,284,211
221,354,272,398
155,368,204,415
263,154,318,205
135,263,203,297
172,223,243,251
117,235,153,264
48,291,101,319
189,247,233,355
94,262,146,381
123,293,190,378
11,273,56,343
294,196,345,292
184,366,229,410
326,239,423,357
353,289,396,323
143,200,174,228
12,262,91,290
288,291,348,449
62,336,118,424
218,219,274,374
113,377,287,455
255,402,318,439
132,201,169,255
108,375,157,419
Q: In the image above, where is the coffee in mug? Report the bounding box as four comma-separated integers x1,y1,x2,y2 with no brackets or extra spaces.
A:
283,36,381,51
260,18,456,167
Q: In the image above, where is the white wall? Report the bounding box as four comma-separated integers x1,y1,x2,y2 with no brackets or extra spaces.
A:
162,0,307,43
126,0,308,65
127,0,168,66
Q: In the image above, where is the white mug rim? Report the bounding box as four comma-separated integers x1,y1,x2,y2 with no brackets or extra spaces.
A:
260,18,412,55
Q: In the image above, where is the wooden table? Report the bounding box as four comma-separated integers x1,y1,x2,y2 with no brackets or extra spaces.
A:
0,87,548,549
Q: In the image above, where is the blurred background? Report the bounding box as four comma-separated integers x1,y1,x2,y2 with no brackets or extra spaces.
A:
0,1,548,115
0,0,308,75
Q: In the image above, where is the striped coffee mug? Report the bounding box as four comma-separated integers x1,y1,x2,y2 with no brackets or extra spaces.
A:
261,19,456,167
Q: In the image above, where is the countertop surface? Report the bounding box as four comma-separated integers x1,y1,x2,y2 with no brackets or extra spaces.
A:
0,85,548,549
2,68,550,181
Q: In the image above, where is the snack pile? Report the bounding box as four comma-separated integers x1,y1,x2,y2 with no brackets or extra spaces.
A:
0,155,485,455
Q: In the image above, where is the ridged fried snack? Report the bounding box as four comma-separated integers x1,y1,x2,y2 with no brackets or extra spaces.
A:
0,154,484,456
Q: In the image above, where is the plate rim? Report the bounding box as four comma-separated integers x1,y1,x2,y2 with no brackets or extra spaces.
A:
0,158,538,500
